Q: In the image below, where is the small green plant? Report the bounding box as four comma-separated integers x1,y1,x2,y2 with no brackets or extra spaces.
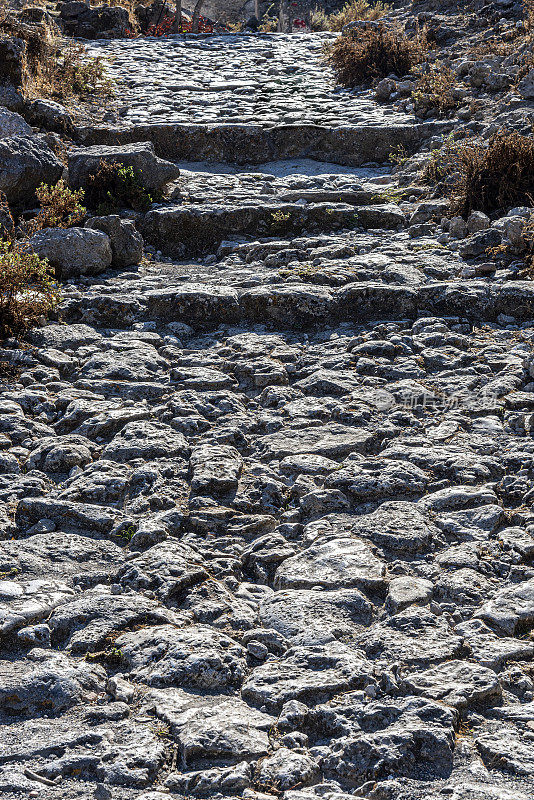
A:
85,161,159,214
325,23,428,87
421,131,462,184
271,209,291,228
150,722,171,739
371,187,409,203
119,525,136,542
0,240,59,339
388,144,409,166
26,180,86,234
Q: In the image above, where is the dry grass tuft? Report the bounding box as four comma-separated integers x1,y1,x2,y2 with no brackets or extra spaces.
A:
411,64,458,115
311,0,391,32
325,23,427,87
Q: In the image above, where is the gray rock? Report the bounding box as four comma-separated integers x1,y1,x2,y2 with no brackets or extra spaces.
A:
258,424,375,461
116,624,246,688
255,747,320,790
458,228,502,259
274,536,386,593
190,443,243,495
0,108,32,138
0,578,74,634
476,577,534,635
29,227,112,278
0,135,62,204
117,540,207,600
316,695,456,783
102,421,189,462
242,642,373,711
305,503,437,554
260,588,373,645
26,98,73,135
0,648,105,715
86,214,143,268
361,609,465,667
403,660,501,709
49,590,176,653
68,141,180,193
386,576,434,614
146,688,275,764
476,728,534,775
467,211,490,233
26,434,94,472
518,68,534,99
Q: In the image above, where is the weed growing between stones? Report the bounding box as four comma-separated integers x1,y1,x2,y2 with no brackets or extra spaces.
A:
0,240,59,338
325,23,427,87
85,161,160,214
311,0,392,32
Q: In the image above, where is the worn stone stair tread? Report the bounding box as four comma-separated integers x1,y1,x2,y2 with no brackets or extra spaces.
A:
140,201,405,256
63,279,534,328
75,120,452,165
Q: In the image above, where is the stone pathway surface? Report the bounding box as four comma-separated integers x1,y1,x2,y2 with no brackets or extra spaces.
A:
2,31,534,800
87,33,412,127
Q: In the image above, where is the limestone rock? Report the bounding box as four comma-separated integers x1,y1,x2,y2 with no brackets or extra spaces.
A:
0,135,62,204
86,214,143,268
68,141,180,193
29,227,112,278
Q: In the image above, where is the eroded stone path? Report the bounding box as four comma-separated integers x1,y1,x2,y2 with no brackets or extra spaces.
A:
87,33,411,127
2,31,534,800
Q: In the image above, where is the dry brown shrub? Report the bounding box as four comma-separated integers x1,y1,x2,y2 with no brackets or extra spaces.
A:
411,64,458,115
35,42,113,101
423,130,534,216
24,180,86,236
325,23,428,87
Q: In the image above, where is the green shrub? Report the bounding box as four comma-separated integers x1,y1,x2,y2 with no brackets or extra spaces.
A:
84,161,159,214
0,241,59,339
26,180,86,234
325,24,427,87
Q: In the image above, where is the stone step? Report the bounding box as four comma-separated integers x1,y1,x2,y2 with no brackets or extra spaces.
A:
63,279,534,330
140,201,405,257
75,121,451,166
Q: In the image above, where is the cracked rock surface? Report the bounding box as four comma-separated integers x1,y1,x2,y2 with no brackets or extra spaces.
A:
3,23,534,800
